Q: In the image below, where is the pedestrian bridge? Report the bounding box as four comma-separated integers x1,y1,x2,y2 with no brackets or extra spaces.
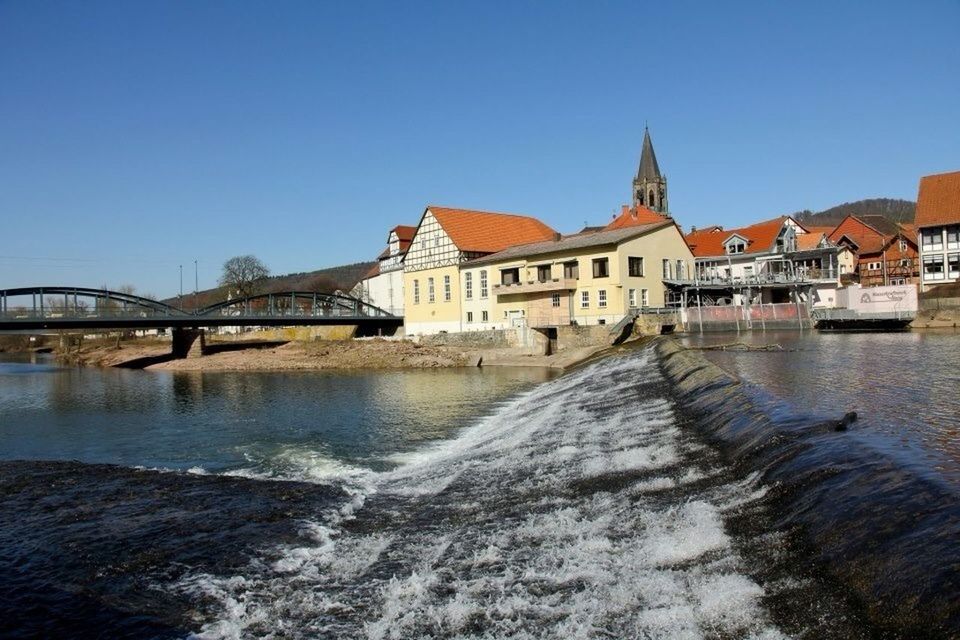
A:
0,286,402,332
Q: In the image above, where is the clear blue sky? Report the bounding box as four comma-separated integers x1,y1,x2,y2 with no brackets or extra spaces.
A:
2,0,958,297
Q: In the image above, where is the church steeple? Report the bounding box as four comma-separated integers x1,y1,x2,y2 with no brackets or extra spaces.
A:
633,127,668,213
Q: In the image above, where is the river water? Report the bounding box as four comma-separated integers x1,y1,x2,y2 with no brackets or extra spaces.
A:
1,338,958,638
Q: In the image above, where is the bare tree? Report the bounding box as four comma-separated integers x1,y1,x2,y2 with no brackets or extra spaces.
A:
219,255,270,299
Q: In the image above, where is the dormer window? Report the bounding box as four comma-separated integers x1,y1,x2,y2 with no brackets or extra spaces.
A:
724,235,747,255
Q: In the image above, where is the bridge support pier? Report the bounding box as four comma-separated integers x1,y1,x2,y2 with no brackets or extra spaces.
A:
171,328,205,358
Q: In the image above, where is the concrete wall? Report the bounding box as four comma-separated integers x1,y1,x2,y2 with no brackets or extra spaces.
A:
556,325,612,350
216,325,358,342
420,327,549,355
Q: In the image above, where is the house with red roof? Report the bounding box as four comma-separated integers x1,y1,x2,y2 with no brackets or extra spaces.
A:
827,215,918,286
351,224,417,315
402,205,559,334
681,216,848,307
914,170,960,290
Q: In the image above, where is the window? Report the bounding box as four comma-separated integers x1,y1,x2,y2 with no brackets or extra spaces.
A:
464,272,473,300
628,288,637,307
551,293,561,308
592,258,609,278
580,291,589,308
900,259,911,268
866,261,882,271
537,265,552,282
676,260,685,280
428,277,435,302
598,290,607,307
743,265,754,280
480,270,488,298
949,253,960,279
890,278,906,286
564,261,579,279
641,289,649,307
481,310,488,322
949,227,960,250
628,257,644,277
726,239,746,254
924,254,945,280
899,239,908,252
466,311,474,323
413,279,420,304
443,275,451,301
662,259,671,279
434,236,440,247
923,229,943,251
501,268,520,285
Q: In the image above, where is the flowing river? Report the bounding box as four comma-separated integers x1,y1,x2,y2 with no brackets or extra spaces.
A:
1,336,958,638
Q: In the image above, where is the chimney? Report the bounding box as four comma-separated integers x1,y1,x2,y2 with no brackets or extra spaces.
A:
553,232,562,241
691,225,697,233
621,204,629,218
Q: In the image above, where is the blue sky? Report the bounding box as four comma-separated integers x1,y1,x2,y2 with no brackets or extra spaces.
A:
2,1,958,297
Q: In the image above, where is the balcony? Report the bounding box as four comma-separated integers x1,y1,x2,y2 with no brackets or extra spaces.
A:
493,278,578,296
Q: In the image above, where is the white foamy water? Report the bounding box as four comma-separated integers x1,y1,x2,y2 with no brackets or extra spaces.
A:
180,347,787,639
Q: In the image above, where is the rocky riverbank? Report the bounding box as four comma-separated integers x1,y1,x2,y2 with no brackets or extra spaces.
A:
57,337,610,372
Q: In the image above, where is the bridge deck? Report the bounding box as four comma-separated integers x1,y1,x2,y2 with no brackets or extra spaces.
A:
0,315,404,331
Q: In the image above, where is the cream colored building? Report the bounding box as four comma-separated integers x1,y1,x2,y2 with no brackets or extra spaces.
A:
403,206,558,335
462,220,694,329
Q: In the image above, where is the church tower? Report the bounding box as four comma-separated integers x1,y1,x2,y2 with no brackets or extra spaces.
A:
632,127,668,213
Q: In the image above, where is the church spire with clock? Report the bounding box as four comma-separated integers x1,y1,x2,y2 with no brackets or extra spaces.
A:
632,127,668,214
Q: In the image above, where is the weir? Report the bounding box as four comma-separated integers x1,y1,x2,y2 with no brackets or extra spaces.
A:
174,344,886,638
656,337,960,636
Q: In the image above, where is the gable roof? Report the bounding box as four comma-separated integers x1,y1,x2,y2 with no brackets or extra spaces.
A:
797,232,828,251
465,220,675,266
915,170,960,228
685,216,796,257
828,215,914,256
604,204,668,230
426,206,557,254
391,225,417,243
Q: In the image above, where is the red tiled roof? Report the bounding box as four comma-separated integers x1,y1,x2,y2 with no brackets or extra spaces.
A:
427,206,557,254
392,225,417,242
828,215,915,256
684,216,797,257
915,171,960,228
604,204,668,230
796,232,827,251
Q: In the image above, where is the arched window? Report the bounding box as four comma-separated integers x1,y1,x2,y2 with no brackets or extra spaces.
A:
637,190,644,205
648,190,656,207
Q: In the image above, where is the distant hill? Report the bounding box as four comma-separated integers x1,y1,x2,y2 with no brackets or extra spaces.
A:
789,198,915,228
167,261,376,310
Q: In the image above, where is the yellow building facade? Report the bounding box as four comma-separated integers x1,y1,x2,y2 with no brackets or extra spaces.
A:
462,221,694,329
402,206,558,335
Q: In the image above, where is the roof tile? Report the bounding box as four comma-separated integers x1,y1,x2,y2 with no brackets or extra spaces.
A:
428,206,557,254
915,171,960,228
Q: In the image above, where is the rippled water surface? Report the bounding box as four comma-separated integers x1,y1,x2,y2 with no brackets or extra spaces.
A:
680,330,960,484
0,358,556,475
2,344,956,638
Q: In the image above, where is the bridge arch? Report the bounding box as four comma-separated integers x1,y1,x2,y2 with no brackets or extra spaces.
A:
0,286,185,318
195,291,395,318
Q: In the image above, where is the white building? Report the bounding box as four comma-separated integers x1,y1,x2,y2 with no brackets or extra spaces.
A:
350,224,415,315
915,170,960,291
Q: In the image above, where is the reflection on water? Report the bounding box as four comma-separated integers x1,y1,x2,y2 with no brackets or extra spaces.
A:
680,330,960,483
0,360,558,474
